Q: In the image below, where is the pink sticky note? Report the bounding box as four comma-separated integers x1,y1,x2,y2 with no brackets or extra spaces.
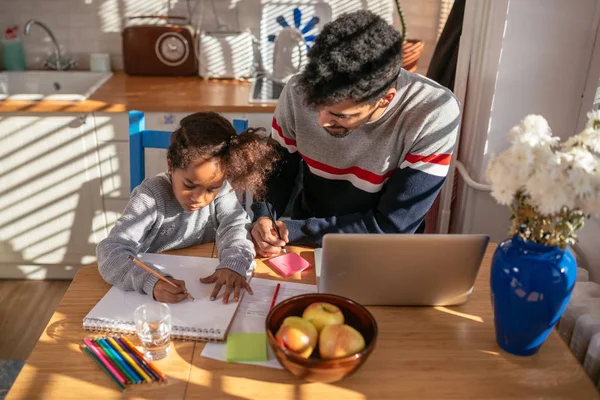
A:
267,253,312,277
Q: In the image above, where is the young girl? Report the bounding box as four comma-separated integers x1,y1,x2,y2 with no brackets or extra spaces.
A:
97,112,278,304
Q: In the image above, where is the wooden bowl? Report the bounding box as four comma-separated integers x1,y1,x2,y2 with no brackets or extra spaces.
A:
265,293,377,383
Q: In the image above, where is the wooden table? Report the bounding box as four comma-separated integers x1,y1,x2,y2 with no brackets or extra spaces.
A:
7,244,599,399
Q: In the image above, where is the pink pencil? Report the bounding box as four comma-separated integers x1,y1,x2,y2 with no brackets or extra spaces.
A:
84,338,127,384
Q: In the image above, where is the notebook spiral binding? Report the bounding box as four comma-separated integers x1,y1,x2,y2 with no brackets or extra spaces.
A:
82,317,222,342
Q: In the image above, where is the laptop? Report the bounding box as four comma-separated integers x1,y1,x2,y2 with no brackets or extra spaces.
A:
316,234,490,306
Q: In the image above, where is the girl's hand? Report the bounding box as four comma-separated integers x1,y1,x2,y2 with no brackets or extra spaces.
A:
200,269,253,304
153,278,189,303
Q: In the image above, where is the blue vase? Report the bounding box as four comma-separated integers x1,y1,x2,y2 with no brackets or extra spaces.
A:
490,235,577,356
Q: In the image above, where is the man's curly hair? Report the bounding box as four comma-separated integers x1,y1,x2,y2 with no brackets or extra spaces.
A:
167,112,279,199
298,10,403,107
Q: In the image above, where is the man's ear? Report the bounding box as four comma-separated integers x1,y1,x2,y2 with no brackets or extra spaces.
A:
167,159,172,174
379,87,397,108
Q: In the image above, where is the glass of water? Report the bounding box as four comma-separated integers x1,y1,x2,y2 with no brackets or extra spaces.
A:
134,302,171,360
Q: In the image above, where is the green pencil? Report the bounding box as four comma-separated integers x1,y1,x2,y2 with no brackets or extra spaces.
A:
95,338,138,384
83,345,126,391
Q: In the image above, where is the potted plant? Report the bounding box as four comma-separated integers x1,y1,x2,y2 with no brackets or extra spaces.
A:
394,0,425,72
486,112,600,356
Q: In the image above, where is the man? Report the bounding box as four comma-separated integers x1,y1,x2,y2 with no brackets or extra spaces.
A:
251,10,460,257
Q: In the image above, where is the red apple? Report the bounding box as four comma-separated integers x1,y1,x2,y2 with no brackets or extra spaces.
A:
275,316,318,358
319,324,366,360
302,302,345,332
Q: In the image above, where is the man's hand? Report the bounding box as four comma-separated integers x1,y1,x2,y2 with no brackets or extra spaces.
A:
200,269,253,304
153,278,189,303
251,216,289,257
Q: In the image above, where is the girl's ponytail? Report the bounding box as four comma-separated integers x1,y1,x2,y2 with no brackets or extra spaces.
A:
222,128,279,199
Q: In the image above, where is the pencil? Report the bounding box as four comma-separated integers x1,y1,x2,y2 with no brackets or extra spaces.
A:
89,339,134,384
269,283,281,310
107,337,153,383
120,336,168,383
83,338,126,384
96,338,141,384
116,337,158,381
82,345,126,391
265,202,287,254
128,255,194,301
101,337,142,384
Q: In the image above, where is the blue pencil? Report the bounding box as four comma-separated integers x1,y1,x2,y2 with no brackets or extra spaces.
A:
98,338,142,384
115,337,157,381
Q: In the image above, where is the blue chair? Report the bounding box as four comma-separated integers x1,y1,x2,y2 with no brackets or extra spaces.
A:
129,110,249,191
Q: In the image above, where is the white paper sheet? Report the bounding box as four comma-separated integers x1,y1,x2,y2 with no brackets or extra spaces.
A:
201,277,317,368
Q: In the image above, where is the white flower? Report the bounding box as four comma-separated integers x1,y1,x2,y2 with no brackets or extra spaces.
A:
508,125,524,143
522,114,551,134
486,151,527,195
525,169,574,215
508,145,534,181
508,115,558,148
489,110,600,218
586,110,600,131
486,151,522,205
564,128,600,154
509,144,534,166
568,168,594,197
567,147,597,173
491,185,516,206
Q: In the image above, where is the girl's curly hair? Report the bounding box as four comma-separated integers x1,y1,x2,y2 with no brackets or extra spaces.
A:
167,112,279,199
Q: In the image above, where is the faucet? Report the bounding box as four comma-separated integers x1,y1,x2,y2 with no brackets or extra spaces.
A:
24,19,77,71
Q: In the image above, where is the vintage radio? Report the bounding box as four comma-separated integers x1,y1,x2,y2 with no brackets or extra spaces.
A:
122,16,197,76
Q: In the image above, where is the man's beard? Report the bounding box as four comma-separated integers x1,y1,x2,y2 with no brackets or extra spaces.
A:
324,126,353,138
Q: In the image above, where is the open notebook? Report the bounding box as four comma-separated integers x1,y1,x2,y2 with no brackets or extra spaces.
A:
83,253,252,342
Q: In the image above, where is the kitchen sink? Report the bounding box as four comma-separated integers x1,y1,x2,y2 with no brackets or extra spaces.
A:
0,71,112,101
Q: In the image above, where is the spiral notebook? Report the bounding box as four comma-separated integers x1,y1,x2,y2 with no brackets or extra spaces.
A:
83,253,252,342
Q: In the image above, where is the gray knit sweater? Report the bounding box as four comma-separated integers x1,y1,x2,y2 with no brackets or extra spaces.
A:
96,173,255,296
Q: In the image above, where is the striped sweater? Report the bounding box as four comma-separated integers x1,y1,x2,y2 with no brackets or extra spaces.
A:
252,70,460,246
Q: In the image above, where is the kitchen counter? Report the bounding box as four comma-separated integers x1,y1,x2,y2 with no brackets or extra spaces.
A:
0,72,277,113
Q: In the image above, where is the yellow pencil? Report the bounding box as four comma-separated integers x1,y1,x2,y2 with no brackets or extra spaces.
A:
107,337,153,383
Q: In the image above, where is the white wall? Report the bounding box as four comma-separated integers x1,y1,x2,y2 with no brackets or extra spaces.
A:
453,0,600,245
0,0,440,73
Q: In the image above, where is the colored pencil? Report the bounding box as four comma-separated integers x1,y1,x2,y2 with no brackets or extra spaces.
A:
96,338,141,384
83,338,126,384
120,336,168,383
88,339,132,384
269,283,281,311
108,337,152,383
128,256,194,301
82,345,126,391
101,337,142,384
94,338,137,384
116,337,158,381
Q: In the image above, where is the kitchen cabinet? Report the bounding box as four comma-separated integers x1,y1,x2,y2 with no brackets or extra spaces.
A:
0,113,105,279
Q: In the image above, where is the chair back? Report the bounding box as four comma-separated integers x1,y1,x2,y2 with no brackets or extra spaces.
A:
129,110,248,191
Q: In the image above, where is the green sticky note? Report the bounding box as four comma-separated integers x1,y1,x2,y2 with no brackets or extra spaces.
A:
226,333,268,362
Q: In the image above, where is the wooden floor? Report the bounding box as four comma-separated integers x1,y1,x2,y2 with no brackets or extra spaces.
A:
0,280,70,360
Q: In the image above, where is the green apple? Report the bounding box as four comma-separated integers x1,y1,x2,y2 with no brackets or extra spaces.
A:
319,324,366,360
275,316,318,358
302,302,345,332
